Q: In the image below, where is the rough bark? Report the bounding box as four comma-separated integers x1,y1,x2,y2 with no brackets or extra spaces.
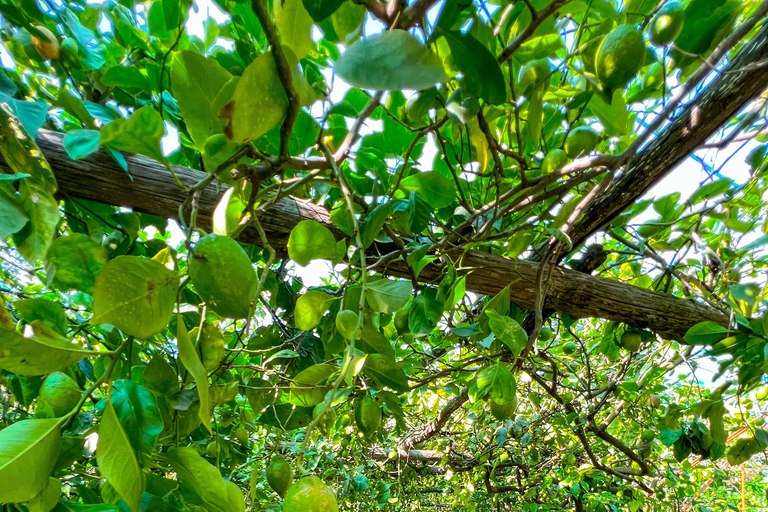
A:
0,129,729,340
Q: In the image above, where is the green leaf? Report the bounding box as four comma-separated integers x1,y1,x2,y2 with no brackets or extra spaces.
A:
331,1,366,42
689,179,731,203
515,34,564,63
171,51,233,148
659,429,683,446
14,298,68,336
275,0,315,59
92,256,178,339
440,30,506,104
0,418,62,503
164,447,245,512
408,288,443,336
474,364,516,404
101,66,151,92
365,279,413,314
683,321,731,346
625,0,657,16
360,202,393,249
289,363,338,407
400,172,457,209
100,106,167,164
0,183,28,239
295,290,336,331
110,380,164,454
62,129,101,160
176,318,211,433
288,220,343,266
23,477,60,512
0,321,90,376
485,310,527,357
335,30,448,90
97,398,143,512
302,0,344,22
44,233,108,294
727,437,759,466
357,322,396,358
588,90,628,136
219,53,288,144
363,354,410,392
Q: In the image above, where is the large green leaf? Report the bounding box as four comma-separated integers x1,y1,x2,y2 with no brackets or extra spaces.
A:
222,52,287,144
0,321,90,376
110,380,164,454
294,290,336,331
289,363,338,406
287,220,344,266
587,90,628,136
0,418,62,503
92,256,179,339
335,30,448,90
683,321,731,346
97,399,143,512
365,279,413,314
0,182,28,239
13,298,68,336
44,233,108,294
408,288,443,336
363,354,410,392
176,318,211,433
171,51,232,148
23,476,60,512
302,0,344,21
164,447,245,512
440,30,506,104
100,106,167,164
486,310,528,357
399,172,457,209
474,364,516,405
274,0,315,59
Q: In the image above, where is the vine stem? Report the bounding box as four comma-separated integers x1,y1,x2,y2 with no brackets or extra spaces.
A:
294,143,368,476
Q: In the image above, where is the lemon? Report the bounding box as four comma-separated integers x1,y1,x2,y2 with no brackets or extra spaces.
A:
313,402,337,435
335,310,358,339
642,62,664,91
756,387,768,400
564,127,599,158
539,326,553,341
283,475,338,512
39,371,81,417
188,234,257,319
394,306,411,335
489,395,517,421
620,331,642,352
649,2,684,46
595,25,645,91
517,59,550,97
641,428,655,442
354,396,381,438
190,324,226,371
266,455,293,497
562,342,577,355
339,411,353,427
725,269,740,284
648,394,661,408
32,26,60,61
675,0,740,56
541,149,569,174
234,425,249,445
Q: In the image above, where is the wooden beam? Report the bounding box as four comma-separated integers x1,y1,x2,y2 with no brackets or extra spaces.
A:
2,129,728,340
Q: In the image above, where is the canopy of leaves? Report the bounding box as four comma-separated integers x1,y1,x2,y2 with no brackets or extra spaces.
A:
1,0,768,511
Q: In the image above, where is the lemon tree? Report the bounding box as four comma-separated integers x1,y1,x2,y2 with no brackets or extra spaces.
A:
0,0,767,511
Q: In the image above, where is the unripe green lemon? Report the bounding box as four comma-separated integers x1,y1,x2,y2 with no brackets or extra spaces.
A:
283,475,338,512
641,428,655,442
355,396,382,438
562,342,577,355
190,324,226,371
394,306,411,336
649,1,684,46
539,326,553,341
517,58,550,97
188,234,257,319
642,62,664,90
499,451,509,463
648,394,661,408
541,149,569,174
266,455,293,497
755,417,765,427
339,411,353,427
489,395,517,421
234,426,249,445
725,269,741,284
335,310,358,339
205,441,220,458
620,331,642,352
39,372,81,417
564,127,600,158
756,387,768,400
313,402,337,436
595,25,646,91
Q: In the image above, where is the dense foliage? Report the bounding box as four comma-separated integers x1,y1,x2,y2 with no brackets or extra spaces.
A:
1,0,768,511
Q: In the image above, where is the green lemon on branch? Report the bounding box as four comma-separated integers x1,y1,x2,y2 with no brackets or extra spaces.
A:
564,127,600,158
335,309,358,339
490,395,517,421
595,24,646,92
355,396,381,438
39,371,81,417
541,149,569,174
649,2,685,46
283,475,338,512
